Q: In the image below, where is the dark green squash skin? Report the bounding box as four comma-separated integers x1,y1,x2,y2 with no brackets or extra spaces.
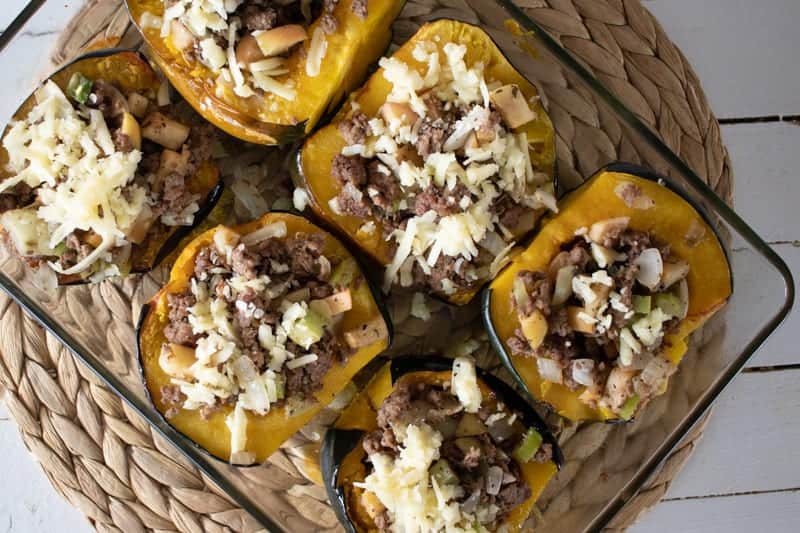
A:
321,356,563,531
0,47,225,285
482,161,733,424
135,212,393,465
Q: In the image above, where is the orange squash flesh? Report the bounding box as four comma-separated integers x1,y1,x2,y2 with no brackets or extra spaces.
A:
330,362,559,532
295,19,556,305
485,167,732,421
0,50,221,284
126,0,406,145
138,212,391,462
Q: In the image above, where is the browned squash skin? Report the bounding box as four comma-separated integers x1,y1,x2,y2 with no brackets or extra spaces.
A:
126,0,406,145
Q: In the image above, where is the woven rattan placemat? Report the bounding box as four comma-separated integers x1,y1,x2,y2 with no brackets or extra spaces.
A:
0,1,732,531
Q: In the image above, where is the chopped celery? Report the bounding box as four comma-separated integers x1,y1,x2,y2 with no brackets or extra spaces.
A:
288,308,327,348
275,378,285,400
654,292,682,318
632,294,651,315
430,459,458,486
512,428,543,463
618,394,640,420
329,258,358,288
67,72,92,104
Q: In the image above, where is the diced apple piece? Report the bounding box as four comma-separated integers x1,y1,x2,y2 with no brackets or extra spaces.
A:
121,112,142,150
584,283,611,316
126,205,156,244
489,84,536,129
159,148,191,177
0,208,54,256
236,34,265,66
310,289,353,319
344,316,388,349
127,92,150,118
381,102,419,126
159,343,196,379
255,24,308,57
588,217,630,245
519,309,548,349
567,306,596,334
659,259,690,290
142,112,190,151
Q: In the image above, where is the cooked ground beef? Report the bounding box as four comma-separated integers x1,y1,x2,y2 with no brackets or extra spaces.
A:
288,232,326,278
92,79,128,119
339,111,370,145
167,292,196,322
412,254,472,294
514,270,552,317
332,154,367,186
413,184,466,217
414,119,451,159
0,183,35,213
240,4,278,32
231,243,260,280
161,384,186,406
283,331,346,398
112,130,134,153
351,0,367,18
321,0,339,33
366,160,403,212
493,194,528,229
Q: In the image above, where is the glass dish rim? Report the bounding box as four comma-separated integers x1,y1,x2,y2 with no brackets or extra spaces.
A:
0,0,794,531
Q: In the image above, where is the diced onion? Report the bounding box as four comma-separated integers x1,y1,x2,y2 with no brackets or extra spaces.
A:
537,358,563,384
634,248,663,290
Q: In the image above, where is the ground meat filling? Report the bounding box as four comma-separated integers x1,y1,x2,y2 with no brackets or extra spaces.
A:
358,372,552,531
159,225,363,423
322,40,556,298
509,216,689,416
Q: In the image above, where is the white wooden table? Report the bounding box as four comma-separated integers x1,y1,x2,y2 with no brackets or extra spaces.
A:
0,1,797,531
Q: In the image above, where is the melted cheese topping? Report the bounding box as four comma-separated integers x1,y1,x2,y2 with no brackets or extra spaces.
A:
340,41,556,293
1,81,147,276
161,0,311,101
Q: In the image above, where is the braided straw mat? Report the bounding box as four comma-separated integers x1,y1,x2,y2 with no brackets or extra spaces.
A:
0,0,733,531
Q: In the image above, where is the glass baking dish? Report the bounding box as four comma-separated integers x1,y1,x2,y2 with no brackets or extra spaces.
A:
0,0,793,531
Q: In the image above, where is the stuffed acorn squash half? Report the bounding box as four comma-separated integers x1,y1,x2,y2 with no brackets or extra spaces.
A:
126,0,406,144
137,212,391,463
322,356,562,532
0,49,221,285
483,164,732,422
295,19,556,305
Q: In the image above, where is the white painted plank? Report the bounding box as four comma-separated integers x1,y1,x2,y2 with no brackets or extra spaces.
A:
0,401,91,533
726,122,800,243
662,369,800,499
0,0,84,126
645,0,800,118
631,491,800,533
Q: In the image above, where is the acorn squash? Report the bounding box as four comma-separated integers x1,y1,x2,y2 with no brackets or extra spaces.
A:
483,163,732,422
0,49,222,285
126,0,406,145
294,19,556,305
137,212,392,463
322,356,562,532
